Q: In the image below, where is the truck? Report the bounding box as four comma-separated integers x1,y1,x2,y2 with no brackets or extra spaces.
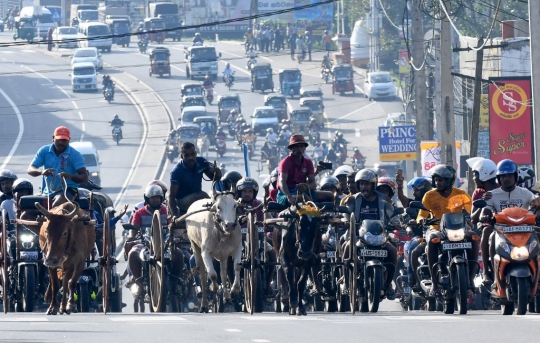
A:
147,2,181,41
70,4,97,25
183,45,221,80
98,5,129,24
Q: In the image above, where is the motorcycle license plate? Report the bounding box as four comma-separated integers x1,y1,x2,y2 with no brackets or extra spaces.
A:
360,249,387,257
20,251,38,260
241,227,264,234
326,251,336,259
403,286,411,294
501,226,533,233
442,242,472,250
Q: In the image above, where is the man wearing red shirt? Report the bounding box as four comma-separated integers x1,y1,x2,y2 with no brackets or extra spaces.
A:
277,134,333,206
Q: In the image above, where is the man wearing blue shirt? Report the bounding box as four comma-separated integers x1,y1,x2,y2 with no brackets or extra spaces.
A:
27,126,88,207
168,141,222,218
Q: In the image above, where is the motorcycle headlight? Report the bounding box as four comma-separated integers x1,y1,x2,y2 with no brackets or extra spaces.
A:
363,232,386,246
130,283,139,295
510,246,530,261
498,238,511,254
20,234,35,249
446,228,465,242
529,240,538,253
91,172,98,177
168,145,175,150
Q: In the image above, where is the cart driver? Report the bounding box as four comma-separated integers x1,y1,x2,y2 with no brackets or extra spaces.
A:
222,63,235,83
203,74,213,87
321,55,332,70
193,32,203,45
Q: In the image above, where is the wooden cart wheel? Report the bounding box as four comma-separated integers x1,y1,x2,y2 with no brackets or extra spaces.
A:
244,212,255,314
102,209,110,314
150,210,165,312
349,213,358,314
1,210,8,313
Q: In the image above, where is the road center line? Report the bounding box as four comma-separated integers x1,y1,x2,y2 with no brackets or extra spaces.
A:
78,111,83,120
0,88,24,169
71,101,78,109
225,329,241,332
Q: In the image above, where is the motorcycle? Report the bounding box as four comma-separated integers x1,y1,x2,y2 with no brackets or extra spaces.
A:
266,154,278,173
224,72,235,90
112,125,122,145
308,129,320,145
334,142,347,164
104,86,114,103
138,37,148,54
216,135,227,157
475,200,540,315
321,68,331,84
352,157,366,171
204,84,214,105
166,144,179,162
247,56,257,70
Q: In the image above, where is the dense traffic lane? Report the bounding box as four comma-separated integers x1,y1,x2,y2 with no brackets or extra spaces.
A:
0,311,536,342
0,32,144,204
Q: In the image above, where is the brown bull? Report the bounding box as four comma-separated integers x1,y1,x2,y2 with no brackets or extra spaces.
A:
37,202,95,315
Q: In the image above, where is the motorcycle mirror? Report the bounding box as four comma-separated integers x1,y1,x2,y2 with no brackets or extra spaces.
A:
409,201,428,211
122,223,138,231
473,199,487,209
392,207,405,216
405,207,417,216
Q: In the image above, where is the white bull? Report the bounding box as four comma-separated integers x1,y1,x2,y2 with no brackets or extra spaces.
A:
186,192,242,312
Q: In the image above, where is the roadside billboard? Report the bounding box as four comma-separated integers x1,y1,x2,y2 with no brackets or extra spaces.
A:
378,125,416,162
488,77,533,164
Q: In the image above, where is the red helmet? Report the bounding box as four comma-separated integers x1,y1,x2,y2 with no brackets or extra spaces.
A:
376,177,397,197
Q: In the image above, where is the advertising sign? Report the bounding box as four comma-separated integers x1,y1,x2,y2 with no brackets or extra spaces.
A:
293,0,334,35
258,0,295,22
378,125,416,162
398,50,409,75
488,77,533,164
477,94,490,159
420,141,462,178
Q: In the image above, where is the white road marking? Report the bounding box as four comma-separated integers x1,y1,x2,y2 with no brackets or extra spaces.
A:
329,102,376,125
112,83,149,208
71,101,78,108
78,111,83,120
1,51,15,54
0,88,24,169
252,340,271,343
80,134,85,142
171,65,184,73
55,85,71,98
355,128,361,137
0,317,48,322
21,49,36,53
225,329,241,332
108,316,187,322
82,122,85,131
23,65,53,84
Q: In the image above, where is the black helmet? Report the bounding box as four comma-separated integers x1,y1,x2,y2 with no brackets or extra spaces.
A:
237,177,259,198
355,168,378,189
114,114,119,119
319,176,340,192
12,178,33,194
0,169,17,183
221,171,243,191
430,164,456,190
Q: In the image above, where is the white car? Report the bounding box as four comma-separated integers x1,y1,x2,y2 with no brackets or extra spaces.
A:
71,47,103,70
363,71,397,101
251,106,279,135
52,26,78,48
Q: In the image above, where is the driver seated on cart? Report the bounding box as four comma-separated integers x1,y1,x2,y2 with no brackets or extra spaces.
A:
125,185,169,298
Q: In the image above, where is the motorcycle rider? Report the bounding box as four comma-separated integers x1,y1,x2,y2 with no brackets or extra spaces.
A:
0,177,31,222
344,168,398,299
125,185,170,299
352,148,365,165
266,128,278,144
203,74,213,100
216,126,227,139
27,126,88,207
102,74,115,100
0,169,18,204
222,63,235,83
376,177,397,204
244,28,254,50
308,117,321,132
416,165,477,295
110,114,124,140
193,32,203,45
325,147,338,165
221,170,243,192
244,128,257,149
311,141,324,163
280,124,292,141
321,55,332,78
479,159,540,285
246,46,257,66
227,109,239,123
168,142,222,218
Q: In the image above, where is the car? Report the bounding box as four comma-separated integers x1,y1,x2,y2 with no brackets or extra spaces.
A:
382,112,412,127
70,62,98,92
180,106,208,124
363,71,397,101
251,106,279,135
52,26,78,48
69,141,101,185
71,47,103,70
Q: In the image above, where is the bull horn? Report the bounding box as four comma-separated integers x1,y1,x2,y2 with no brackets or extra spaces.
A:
67,202,79,220
35,202,51,219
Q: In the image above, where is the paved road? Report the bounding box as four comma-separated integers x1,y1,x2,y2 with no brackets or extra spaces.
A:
0,311,537,342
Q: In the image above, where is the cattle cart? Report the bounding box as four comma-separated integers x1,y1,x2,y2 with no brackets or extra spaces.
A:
243,211,265,314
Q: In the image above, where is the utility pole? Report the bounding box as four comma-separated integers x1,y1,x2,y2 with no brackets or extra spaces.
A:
467,38,484,194
439,0,456,168
529,0,540,172
412,0,427,176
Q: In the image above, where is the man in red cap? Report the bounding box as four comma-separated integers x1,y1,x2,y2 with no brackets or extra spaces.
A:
277,134,332,206
27,126,88,207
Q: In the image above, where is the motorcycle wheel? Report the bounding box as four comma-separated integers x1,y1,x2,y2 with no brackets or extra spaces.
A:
116,138,120,146
444,299,455,314
502,302,514,315
456,264,468,314
368,266,382,313
515,277,529,315
77,282,90,313
21,265,36,312
427,298,437,311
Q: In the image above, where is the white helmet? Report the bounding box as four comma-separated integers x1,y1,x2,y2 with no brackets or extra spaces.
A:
466,157,497,182
333,165,354,178
144,184,164,202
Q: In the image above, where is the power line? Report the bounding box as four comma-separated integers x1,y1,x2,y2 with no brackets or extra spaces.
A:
378,0,401,30
472,0,528,22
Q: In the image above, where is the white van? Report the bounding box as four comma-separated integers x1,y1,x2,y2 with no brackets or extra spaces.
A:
350,19,370,68
70,62,98,92
70,141,101,185
77,22,112,52
18,6,56,40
